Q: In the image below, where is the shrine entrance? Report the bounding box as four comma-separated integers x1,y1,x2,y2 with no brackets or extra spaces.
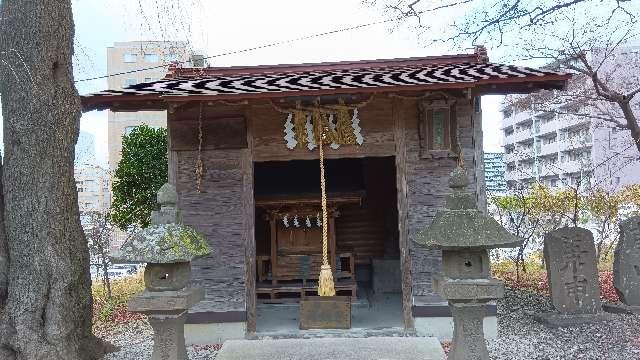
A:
252,156,403,333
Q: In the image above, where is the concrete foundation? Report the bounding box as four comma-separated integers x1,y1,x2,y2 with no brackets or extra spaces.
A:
533,312,613,328
603,303,640,315
414,316,497,340
216,337,445,360
185,322,247,345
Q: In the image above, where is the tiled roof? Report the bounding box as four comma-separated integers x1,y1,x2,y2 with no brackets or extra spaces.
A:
81,52,570,111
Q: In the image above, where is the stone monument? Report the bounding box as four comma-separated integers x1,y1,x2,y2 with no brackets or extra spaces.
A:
111,183,210,360
536,226,610,327
416,166,522,360
606,216,640,314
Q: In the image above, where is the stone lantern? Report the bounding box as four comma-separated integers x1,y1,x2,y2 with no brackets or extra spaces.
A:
416,167,522,360
111,183,210,360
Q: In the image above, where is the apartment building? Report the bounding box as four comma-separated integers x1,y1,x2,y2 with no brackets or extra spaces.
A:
75,165,111,213
484,152,507,195
76,131,96,166
107,41,199,171
502,46,640,191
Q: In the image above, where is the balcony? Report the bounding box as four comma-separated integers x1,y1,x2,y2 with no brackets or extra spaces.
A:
539,142,559,156
537,119,558,136
536,164,563,178
557,160,592,174
505,170,535,182
558,114,590,129
504,152,518,163
505,129,535,144
502,110,534,129
561,135,592,151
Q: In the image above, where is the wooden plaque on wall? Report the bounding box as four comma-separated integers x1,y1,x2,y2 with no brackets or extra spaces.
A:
170,117,247,150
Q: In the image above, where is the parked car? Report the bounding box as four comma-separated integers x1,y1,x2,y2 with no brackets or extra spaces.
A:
110,263,139,275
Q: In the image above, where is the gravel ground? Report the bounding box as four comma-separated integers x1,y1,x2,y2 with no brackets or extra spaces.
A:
97,289,640,360
489,288,640,360
97,320,220,360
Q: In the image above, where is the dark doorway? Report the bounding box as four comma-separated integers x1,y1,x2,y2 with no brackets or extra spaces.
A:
252,156,403,334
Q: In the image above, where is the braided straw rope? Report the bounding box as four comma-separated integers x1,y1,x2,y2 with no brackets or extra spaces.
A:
317,134,336,296
195,103,204,192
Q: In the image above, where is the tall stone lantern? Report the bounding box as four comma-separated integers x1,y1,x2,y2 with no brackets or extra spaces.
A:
111,183,210,360
416,167,522,360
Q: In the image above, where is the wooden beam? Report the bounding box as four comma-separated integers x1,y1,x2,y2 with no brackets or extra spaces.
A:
167,109,178,186
269,217,278,286
244,111,257,334
329,216,337,272
393,97,414,330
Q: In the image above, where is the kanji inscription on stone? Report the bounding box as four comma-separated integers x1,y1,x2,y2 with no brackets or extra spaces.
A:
543,227,601,314
614,216,640,306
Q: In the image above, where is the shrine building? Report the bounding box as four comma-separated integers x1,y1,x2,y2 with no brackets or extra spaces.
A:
82,46,570,342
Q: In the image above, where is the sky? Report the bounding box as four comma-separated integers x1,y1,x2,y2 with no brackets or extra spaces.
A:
1,0,506,166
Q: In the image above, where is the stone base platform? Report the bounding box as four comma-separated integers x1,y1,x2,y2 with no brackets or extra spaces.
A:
534,312,613,328
128,288,204,313
216,337,445,360
603,303,640,315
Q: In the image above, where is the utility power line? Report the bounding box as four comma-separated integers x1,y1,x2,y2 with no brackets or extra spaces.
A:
75,14,411,83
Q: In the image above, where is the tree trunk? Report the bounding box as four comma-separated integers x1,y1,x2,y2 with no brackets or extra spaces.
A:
0,1,110,359
0,157,7,310
619,100,640,155
100,253,112,300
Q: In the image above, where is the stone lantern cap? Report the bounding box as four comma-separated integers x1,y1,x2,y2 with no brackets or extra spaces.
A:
111,223,211,264
110,183,211,264
415,166,522,250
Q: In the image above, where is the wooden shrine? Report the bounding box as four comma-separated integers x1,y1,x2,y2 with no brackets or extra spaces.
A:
255,193,361,302
81,47,571,335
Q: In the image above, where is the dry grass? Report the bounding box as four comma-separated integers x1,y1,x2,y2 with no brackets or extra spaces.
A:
92,273,146,330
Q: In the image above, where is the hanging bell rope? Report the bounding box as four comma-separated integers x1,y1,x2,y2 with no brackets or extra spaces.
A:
279,105,365,297
195,102,205,192
317,132,336,297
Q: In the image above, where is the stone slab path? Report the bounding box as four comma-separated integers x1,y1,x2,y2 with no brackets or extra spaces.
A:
216,337,445,360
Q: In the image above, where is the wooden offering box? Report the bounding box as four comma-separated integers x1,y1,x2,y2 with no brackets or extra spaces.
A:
299,296,351,329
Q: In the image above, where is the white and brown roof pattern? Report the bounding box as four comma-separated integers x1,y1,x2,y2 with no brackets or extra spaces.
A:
89,62,565,98
81,53,570,111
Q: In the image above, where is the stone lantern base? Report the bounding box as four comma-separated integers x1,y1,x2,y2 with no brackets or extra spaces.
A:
448,302,490,360
148,311,188,360
128,288,204,360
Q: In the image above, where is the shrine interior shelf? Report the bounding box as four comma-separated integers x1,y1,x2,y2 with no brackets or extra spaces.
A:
255,192,363,302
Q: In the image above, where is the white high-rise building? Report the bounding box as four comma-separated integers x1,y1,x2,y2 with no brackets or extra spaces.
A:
75,165,111,213
107,41,203,172
501,46,640,191
75,131,96,166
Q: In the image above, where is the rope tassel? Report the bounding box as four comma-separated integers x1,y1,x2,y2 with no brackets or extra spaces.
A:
317,135,336,297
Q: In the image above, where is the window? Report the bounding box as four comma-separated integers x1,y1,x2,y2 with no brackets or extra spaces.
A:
419,99,457,158
124,126,136,135
144,53,159,63
164,53,177,62
123,53,137,63
123,78,136,87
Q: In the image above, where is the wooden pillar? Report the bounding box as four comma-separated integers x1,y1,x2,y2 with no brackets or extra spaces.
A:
243,111,257,334
394,97,415,330
166,106,178,186
329,215,337,272
269,215,278,285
